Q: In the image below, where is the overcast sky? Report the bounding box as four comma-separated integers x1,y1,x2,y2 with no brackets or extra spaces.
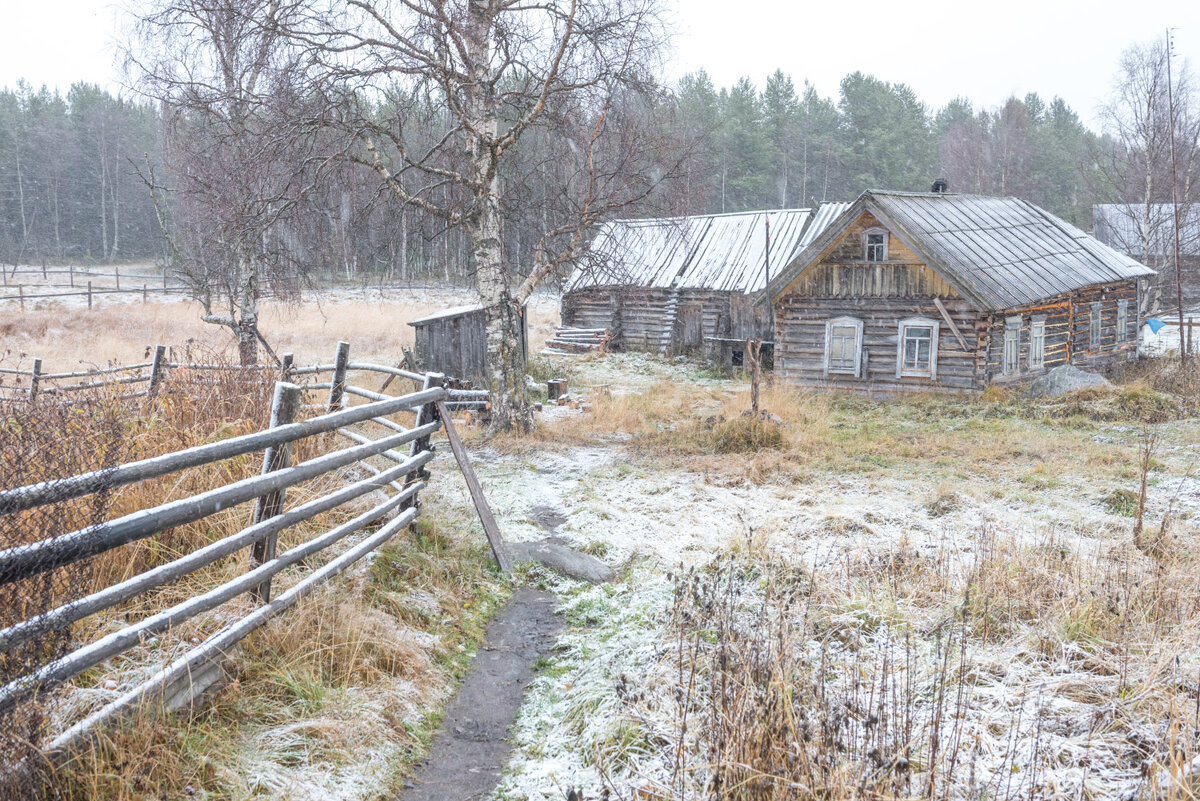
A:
0,1,1196,130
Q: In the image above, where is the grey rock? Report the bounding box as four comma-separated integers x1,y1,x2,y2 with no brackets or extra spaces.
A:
1029,364,1112,398
507,538,614,583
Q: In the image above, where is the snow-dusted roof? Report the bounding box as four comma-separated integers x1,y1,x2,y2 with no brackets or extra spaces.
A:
772,191,1155,312
566,206,851,294
407,304,483,326
1093,204,1200,258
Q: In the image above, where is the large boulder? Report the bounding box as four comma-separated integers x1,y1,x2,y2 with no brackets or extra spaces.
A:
1029,364,1112,398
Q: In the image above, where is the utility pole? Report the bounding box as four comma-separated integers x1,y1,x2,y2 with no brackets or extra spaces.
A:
1166,28,1187,365
763,214,775,339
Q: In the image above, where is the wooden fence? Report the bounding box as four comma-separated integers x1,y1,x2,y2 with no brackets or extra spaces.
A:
0,340,499,765
0,265,192,309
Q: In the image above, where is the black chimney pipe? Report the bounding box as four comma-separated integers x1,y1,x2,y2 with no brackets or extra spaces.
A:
931,178,949,194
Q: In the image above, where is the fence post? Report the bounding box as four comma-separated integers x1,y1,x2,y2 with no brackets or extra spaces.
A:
69,264,74,287
114,266,120,290
29,358,42,403
327,341,351,412
401,372,443,516
249,382,302,603
147,345,168,399
142,283,148,304
18,285,24,312
87,281,92,309
41,260,46,280
279,352,294,382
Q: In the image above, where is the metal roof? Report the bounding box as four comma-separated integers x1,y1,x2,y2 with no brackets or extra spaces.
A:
1093,204,1200,258
771,191,1155,311
566,205,851,294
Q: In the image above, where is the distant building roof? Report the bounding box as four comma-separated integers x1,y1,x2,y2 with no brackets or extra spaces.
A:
1093,204,1200,258
565,205,852,294
771,191,1155,311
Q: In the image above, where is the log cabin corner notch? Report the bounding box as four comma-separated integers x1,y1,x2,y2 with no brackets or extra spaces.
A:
767,190,1157,394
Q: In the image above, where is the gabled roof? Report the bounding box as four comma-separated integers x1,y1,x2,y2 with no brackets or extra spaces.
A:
565,205,852,294
1093,204,1200,258
770,191,1156,311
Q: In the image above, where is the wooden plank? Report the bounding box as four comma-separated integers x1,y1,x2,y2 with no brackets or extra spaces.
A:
435,401,513,574
933,297,969,350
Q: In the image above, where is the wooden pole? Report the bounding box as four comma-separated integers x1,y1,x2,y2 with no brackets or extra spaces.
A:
114,266,120,290
87,281,92,309
1189,318,1195,355
69,265,74,287
18,285,24,312
1166,28,1187,367
327,341,351,412
249,382,302,603
142,284,148,303
436,399,512,573
41,260,46,280
147,345,168,399
279,352,294,382
401,373,441,517
29,358,42,403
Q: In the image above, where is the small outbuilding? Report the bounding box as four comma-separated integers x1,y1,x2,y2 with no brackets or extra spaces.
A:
561,206,849,365
408,304,527,386
768,190,1156,394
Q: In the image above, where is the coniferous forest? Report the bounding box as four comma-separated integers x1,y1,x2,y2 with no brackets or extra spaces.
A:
0,63,1190,285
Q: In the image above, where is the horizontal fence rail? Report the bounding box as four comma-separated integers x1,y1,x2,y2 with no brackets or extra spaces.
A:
0,340,491,758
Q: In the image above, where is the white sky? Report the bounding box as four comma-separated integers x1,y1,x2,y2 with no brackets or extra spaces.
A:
0,1,1196,129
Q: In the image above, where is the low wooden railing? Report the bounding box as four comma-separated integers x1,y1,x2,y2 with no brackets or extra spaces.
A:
0,341,498,763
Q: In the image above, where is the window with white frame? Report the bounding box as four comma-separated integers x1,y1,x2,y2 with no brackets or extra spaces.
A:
1117,299,1129,343
824,317,864,376
1090,303,1101,348
1003,317,1021,374
896,317,939,378
1029,317,1046,369
862,228,888,262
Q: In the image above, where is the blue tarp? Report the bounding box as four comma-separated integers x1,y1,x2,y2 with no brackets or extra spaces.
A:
1146,318,1167,334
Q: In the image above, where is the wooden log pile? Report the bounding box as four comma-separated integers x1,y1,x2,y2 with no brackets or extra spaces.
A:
542,326,612,355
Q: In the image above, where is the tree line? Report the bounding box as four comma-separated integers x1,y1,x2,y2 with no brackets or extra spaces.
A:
4,57,1192,276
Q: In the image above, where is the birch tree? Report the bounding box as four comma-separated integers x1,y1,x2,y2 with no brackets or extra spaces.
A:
279,0,668,430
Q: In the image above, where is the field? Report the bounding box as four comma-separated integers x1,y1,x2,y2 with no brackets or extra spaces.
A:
3,289,1200,800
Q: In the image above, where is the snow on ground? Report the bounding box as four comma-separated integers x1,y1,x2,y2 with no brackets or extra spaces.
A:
420,353,1200,801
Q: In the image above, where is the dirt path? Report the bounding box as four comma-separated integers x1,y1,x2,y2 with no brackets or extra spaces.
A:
395,587,562,801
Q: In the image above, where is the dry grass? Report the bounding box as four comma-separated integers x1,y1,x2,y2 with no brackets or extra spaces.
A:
52,516,509,801
0,289,560,370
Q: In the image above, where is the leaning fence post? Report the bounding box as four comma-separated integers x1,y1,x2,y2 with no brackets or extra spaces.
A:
29,358,42,403
400,372,442,517
327,340,351,412
249,382,302,603
147,345,168,399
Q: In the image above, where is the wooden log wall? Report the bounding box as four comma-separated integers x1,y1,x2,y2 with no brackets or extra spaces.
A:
774,295,988,395
983,280,1139,384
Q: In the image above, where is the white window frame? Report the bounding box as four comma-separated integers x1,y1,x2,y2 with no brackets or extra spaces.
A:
1003,316,1021,375
862,227,889,262
1090,302,1102,349
1116,299,1129,343
896,317,940,379
1029,317,1046,370
824,316,864,377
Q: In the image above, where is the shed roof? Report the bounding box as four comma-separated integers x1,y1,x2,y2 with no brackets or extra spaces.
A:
566,206,851,294
408,304,483,326
1093,204,1200,257
771,191,1155,311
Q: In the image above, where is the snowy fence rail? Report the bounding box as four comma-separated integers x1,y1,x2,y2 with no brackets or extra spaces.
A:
0,372,450,761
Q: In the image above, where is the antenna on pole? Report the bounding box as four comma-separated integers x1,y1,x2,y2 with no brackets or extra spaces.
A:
1166,27,1187,365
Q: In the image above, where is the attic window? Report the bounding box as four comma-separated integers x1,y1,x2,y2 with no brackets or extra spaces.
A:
862,228,888,262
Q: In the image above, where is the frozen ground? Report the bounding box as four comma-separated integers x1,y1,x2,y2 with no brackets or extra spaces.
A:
420,353,1200,801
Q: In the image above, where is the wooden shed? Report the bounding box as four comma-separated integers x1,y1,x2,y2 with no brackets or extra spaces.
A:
561,206,849,365
408,304,528,386
768,190,1156,394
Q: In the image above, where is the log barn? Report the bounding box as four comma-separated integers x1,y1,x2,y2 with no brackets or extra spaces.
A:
560,206,849,365
768,190,1156,394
